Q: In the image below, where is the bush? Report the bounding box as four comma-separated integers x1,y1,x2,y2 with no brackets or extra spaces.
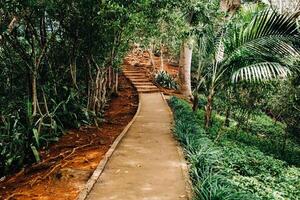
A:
223,114,300,166
0,88,94,177
154,71,179,90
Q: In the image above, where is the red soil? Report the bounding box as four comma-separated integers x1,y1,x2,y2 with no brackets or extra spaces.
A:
0,74,138,200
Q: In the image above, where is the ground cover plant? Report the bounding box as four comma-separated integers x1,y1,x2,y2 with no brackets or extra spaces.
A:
169,97,300,200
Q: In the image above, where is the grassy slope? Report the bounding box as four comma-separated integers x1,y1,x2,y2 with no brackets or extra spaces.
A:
168,97,300,200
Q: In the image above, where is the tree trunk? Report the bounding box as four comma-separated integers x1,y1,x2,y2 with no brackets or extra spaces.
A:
32,71,38,116
179,39,193,98
108,66,112,89
114,71,119,94
70,62,77,88
160,43,164,71
205,94,213,128
224,105,231,127
148,43,155,68
192,94,199,112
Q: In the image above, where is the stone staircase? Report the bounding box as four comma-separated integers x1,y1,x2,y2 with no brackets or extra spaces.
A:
123,70,159,93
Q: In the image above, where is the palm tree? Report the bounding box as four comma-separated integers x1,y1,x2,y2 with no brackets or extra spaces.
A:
178,0,242,99
194,9,300,128
178,0,222,98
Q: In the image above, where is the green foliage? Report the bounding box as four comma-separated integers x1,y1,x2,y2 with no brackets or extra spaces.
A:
206,93,300,166
154,71,179,90
0,112,29,174
267,75,300,139
0,0,154,177
192,6,300,127
169,97,300,200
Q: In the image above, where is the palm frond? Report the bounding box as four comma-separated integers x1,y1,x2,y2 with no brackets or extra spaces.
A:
238,35,299,57
232,62,291,83
215,34,224,64
226,9,300,59
223,9,300,78
236,9,300,47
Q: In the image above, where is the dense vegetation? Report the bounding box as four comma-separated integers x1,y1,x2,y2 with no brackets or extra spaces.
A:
0,0,158,177
154,71,179,90
169,97,300,200
0,0,299,199
164,2,300,199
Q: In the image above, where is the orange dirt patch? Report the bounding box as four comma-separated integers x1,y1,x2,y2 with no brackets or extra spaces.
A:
0,74,138,200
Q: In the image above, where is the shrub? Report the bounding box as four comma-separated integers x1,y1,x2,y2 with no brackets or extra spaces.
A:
0,89,94,177
154,71,179,90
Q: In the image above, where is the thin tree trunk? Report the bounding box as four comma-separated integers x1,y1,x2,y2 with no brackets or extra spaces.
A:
111,68,115,92
192,94,199,112
224,105,231,127
100,72,108,111
179,39,193,98
160,43,164,71
148,43,155,68
115,71,119,94
108,66,112,89
205,93,213,129
32,71,38,116
70,62,77,88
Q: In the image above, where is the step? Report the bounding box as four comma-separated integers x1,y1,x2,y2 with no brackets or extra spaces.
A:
125,75,147,79
137,88,160,93
135,85,158,89
124,73,146,76
123,71,146,74
123,70,146,74
133,82,155,86
130,79,151,82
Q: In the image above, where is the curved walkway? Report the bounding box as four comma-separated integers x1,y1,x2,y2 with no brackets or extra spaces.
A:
85,69,190,200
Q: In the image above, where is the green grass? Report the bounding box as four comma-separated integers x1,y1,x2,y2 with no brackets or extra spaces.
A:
168,97,300,200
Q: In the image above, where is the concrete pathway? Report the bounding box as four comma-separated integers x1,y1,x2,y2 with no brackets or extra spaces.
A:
86,92,189,200
85,65,190,200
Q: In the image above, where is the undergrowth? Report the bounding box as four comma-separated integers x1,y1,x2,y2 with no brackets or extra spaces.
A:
154,71,179,90
169,97,300,200
0,88,98,177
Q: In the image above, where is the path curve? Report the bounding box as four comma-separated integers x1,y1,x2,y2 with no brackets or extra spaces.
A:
81,67,191,200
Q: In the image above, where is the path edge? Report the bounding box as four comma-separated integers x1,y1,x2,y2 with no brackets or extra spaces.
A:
76,93,142,200
160,93,193,200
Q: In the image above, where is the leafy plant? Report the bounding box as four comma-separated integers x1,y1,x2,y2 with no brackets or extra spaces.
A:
169,97,300,200
0,0,147,177
154,71,179,90
193,8,300,128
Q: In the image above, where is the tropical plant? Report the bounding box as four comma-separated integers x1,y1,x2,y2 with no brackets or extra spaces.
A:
177,0,223,98
194,8,300,128
154,71,179,90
